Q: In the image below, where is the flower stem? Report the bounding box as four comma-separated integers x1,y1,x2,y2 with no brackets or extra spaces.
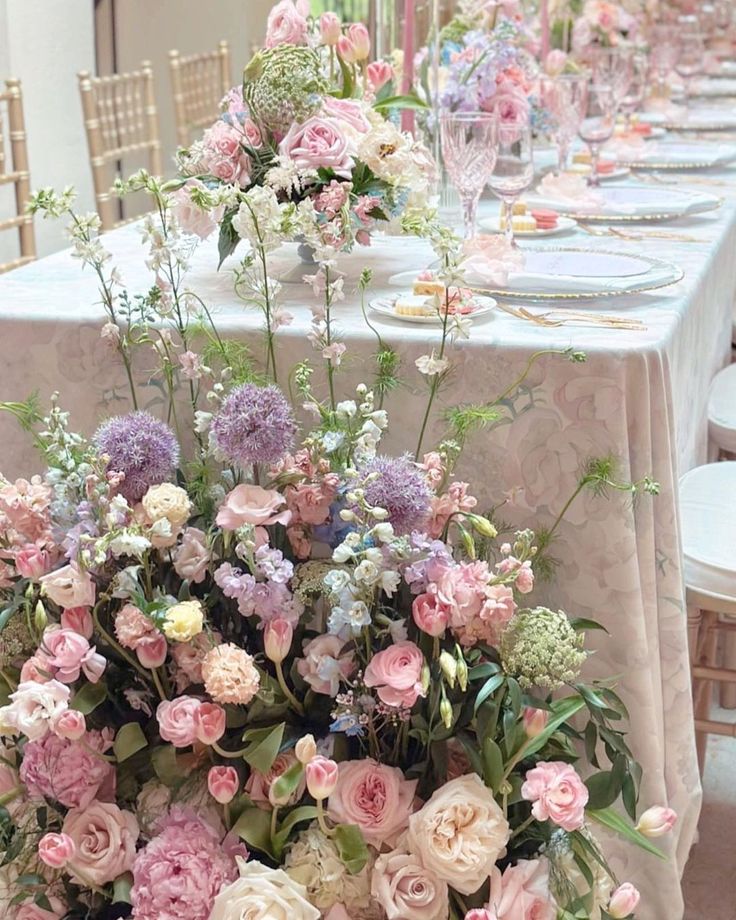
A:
510,813,535,840
316,798,334,837
212,740,250,759
275,660,305,715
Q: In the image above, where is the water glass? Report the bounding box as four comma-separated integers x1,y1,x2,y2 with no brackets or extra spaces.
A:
440,111,499,239
590,47,633,109
578,83,616,186
676,31,705,106
540,73,589,173
619,53,649,132
486,120,534,247
649,24,680,96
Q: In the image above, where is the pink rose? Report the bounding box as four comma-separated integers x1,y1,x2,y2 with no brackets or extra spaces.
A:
297,635,355,695
487,84,530,138
216,484,291,530
279,115,354,177
608,883,640,919
244,750,305,809
15,544,52,579
208,765,240,804
305,755,339,799
194,701,227,745
487,858,556,920
412,593,449,638
636,805,677,837
40,563,95,609
42,626,106,684
51,708,86,741
174,527,211,584
328,759,418,848
364,641,426,709
156,696,202,748
320,11,342,46
367,60,394,92
38,831,75,868
265,0,308,48
61,606,93,639
521,762,588,831
372,850,448,920
322,96,372,139
63,801,139,886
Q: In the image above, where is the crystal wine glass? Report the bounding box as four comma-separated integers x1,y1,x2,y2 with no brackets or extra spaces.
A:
619,52,649,132
590,47,633,110
486,119,534,247
649,24,680,97
540,73,589,174
578,83,616,187
676,30,706,106
440,111,499,239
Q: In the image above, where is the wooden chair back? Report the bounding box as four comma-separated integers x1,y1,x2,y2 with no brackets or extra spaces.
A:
78,61,162,231
0,78,36,274
169,41,231,148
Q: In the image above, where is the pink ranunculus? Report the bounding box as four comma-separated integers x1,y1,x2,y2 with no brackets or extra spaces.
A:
328,759,417,849
265,0,308,48
194,701,227,745
63,801,139,886
364,641,426,709
487,858,556,920
42,626,106,684
14,544,52,580
636,805,677,838
51,708,86,742
245,750,305,809
174,526,211,584
608,883,640,919
305,755,339,799
296,634,355,696
279,115,354,177
156,696,202,748
38,831,76,868
61,606,94,639
521,762,588,831
367,60,394,92
135,632,168,669
264,618,293,664
216,484,292,531
412,593,449,638
40,563,96,610
320,11,342,46
208,765,240,804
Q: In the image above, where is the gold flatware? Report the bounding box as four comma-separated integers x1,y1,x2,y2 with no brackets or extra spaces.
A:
495,300,646,330
634,171,730,188
577,222,700,243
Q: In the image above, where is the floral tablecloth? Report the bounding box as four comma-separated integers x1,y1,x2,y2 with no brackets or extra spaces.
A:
1,166,735,918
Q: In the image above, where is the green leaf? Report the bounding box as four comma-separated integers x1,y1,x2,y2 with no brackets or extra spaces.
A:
456,731,484,777
334,823,370,875
622,772,637,821
482,737,504,792
584,722,599,767
113,723,148,763
522,696,587,758
506,678,522,717
241,723,285,774
231,806,275,859
372,91,429,112
269,759,305,805
468,662,501,681
112,872,133,904
271,805,319,857
16,874,45,887
217,209,241,268
588,807,666,859
585,771,619,811
474,673,505,713
70,681,107,715
569,617,609,634
337,53,355,99
151,745,181,788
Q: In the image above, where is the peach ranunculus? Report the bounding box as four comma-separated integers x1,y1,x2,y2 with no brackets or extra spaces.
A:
216,484,292,531
327,759,418,849
62,801,139,886
40,563,95,610
461,234,525,286
486,858,556,920
406,774,510,895
371,850,449,920
363,641,426,709
245,750,306,809
520,761,588,832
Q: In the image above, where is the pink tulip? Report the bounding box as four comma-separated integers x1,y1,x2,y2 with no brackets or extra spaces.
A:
320,11,342,46
135,633,168,669
61,606,94,639
14,544,51,580
465,912,494,920
608,883,641,919
194,702,227,745
367,60,393,92
208,765,239,804
51,708,86,742
523,706,549,739
337,35,359,64
412,593,448,637
636,805,677,837
305,755,339,799
347,23,371,60
264,618,293,664
38,832,76,868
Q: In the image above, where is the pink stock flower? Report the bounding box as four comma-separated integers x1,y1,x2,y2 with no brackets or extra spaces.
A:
216,484,291,530
521,762,588,831
354,193,381,224
41,627,106,684
367,60,394,92
287,525,311,559
20,728,116,808
244,750,305,809
297,634,355,696
51,708,86,741
61,607,93,639
264,618,293,664
63,801,139,886
38,832,76,868
412,593,449,638
305,755,339,799
156,696,202,748
486,858,556,920
314,180,350,220
364,641,426,709
636,805,677,837
208,766,240,804
14,544,52,580
265,0,309,48
194,702,227,745
0,476,53,542
608,883,640,919
40,563,95,610
320,12,342,46
327,758,417,848
174,527,211,583
496,556,534,594
428,481,478,538
280,115,354,177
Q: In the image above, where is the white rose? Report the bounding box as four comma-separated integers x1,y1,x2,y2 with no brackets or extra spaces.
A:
142,482,191,528
405,773,510,895
0,680,70,741
209,858,320,920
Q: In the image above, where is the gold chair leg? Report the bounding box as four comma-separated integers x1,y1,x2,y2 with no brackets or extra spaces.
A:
693,610,719,774
719,629,736,709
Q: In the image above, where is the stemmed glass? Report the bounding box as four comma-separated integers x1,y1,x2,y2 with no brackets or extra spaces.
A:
619,53,649,132
540,73,589,174
486,119,534,247
676,30,706,106
578,83,616,186
590,47,633,111
440,111,499,239
649,24,680,97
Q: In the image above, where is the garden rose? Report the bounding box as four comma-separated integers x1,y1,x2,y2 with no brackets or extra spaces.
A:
280,116,354,177
371,850,449,920
406,774,510,895
163,599,205,642
364,641,426,709
38,832,75,868
216,484,291,530
521,761,588,832
63,801,139,886
209,858,320,920
487,858,556,920
156,695,202,748
40,563,95,609
327,759,417,849
265,0,308,48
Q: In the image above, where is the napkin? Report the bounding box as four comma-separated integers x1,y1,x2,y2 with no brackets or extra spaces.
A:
535,173,605,210
461,234,526,286
606,134,647,159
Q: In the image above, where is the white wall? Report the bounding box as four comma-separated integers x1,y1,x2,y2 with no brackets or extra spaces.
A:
0,0,96,261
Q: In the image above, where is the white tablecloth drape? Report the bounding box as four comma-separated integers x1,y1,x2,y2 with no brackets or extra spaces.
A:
1,168,735,918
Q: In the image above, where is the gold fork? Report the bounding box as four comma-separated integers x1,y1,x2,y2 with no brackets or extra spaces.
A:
496,301,646,330
577,222,700,243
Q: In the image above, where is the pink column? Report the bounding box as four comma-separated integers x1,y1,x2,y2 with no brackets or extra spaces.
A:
540,0,550,63
401,0,416,135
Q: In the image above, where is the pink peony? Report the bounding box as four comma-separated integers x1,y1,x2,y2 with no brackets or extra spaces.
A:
174,527,211,584
364,641,426,709
40,563,95,610
245,750,305,809
38,832,75,868
61,606,93,639
487,858,556,920
296,635,355,696
265,0,308,48
521,762,588,832
41,626,106,684
20,728,116,808
216,484,291,531
63,800,139,886
328,759,417,849
279,115,354,177
156,696,202,748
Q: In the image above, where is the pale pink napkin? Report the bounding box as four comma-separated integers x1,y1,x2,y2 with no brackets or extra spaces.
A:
461,234,525,286
537,173,604,209
606,133,646,158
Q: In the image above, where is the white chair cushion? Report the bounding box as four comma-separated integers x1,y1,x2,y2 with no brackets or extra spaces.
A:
708,363,736,453
680,462,736,599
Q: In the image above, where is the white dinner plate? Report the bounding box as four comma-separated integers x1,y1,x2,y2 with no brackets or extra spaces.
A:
369,294,496,324
615,141,736,170
525,183,720,222
478,215,577,238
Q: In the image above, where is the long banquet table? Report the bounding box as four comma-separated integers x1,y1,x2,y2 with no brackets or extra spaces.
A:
1,150,735,918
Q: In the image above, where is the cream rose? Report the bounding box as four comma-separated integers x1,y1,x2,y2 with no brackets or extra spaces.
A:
209,858,320,920
163,599,205,642
62,801,139,886
371,850,449,920
405,773,510,895
142,483,192,528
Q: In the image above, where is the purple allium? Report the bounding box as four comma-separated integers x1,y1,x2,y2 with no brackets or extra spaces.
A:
358,454,431,535
94,410,180,503
211,383,296,466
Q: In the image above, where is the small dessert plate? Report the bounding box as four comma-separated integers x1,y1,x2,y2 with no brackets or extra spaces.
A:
479,215,577,238
369,295,496,324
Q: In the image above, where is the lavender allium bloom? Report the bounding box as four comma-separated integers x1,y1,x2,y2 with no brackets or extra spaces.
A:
211,383,296,466
94,411,180,503
358,455,431,536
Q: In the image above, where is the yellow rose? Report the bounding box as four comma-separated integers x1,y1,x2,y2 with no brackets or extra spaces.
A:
163,599,204,642
142,483,191,528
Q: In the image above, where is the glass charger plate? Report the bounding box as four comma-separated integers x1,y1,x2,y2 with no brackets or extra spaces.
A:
369,295,496,324
465,247,684,302
615,142,736,170
526,184,721,222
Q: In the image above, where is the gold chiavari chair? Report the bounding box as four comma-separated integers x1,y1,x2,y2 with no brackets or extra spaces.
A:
169,41,231,148
78,61,162,231
0,78,36,274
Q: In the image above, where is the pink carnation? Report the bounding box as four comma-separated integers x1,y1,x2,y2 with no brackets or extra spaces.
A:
20,728,116,808
364,641,426,709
